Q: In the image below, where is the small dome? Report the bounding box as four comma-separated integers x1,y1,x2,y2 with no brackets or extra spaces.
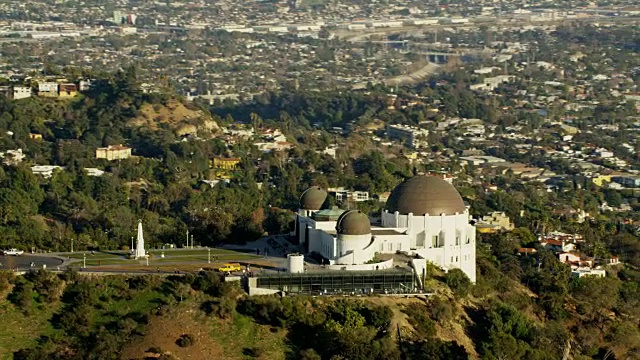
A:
299,186,327,210
336,210,371,235
385,176,465,216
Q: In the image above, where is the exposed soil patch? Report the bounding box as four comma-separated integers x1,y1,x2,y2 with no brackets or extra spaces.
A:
121,303,223,360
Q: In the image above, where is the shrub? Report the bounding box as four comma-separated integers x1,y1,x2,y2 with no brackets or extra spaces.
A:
8,281,34,314
242,347,263,358
176,334,195,347
0,271,14,292
429,296,454,323
444,269,471,298
403,303,436,338
26,269,64,303
299,348,321,360
146,346,163,354
201,297,236,319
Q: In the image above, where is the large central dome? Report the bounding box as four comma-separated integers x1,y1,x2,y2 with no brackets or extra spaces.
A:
385,176,465,216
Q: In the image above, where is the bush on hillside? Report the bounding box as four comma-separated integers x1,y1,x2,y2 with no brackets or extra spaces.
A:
201,297,236,319
176,334,195,347
445,269,471,298
299,348,322,360
403,303,436,338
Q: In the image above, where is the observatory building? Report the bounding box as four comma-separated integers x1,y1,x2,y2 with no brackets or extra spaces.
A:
294,176,476,282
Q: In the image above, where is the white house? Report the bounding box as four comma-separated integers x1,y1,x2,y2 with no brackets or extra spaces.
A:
12,86,32,100
31,165,63,178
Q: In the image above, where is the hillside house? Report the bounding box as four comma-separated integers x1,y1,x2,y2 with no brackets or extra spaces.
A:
96,145,132,161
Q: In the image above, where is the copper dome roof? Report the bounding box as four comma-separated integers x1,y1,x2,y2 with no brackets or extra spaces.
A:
336,210,371,235
299,186,327,210
385,176,465,216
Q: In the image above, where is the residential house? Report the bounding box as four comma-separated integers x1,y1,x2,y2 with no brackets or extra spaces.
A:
470,75,515,92
212,157,241,170
58,83,78,98
603,256,620,266
38,82,59,97
328,188,370,202
0,149,25,165
31,165,63,178
376,192,391,203
558,252,580,263
386,124,429,149
592,175,611,187
571,268,606,278
476,211,514,233
84,168,105,177
96,145,132,161
517,248,537,255
611,176,640,188
79,80,94,91
12,86,32,100
254,141,294,152
541,239,576,252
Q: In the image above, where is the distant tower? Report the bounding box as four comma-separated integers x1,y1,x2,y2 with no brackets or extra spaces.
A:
135,219,147,258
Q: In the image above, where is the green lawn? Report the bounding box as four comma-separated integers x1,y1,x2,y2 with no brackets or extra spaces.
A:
67,252,127,260
148,249,259,256
0,298,58,359
154,254,260,263
68,248,261,267
82,258,134,266
210,313,287,360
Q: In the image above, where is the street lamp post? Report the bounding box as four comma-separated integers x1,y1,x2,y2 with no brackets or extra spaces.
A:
83,253,86,268
186,230,189,248
131,236,134,253
71,238,74,253
208,248,211,263
191,235,194,249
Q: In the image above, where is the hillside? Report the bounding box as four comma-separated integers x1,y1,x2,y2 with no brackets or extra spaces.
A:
131,99,220,137
121,302,288,360
2,248,639,360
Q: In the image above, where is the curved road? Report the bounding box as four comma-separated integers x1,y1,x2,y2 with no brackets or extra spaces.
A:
0,254,63,271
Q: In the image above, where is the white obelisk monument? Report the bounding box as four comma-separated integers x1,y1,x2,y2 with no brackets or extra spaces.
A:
135,219,147,259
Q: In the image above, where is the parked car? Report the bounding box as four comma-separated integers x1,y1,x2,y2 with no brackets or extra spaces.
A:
3,248,24,256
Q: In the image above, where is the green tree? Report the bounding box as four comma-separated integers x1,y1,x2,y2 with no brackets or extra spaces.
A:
445,268,472,298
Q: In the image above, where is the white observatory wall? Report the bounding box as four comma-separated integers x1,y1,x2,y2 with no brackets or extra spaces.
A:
335,233,373,264
412,212,476,283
